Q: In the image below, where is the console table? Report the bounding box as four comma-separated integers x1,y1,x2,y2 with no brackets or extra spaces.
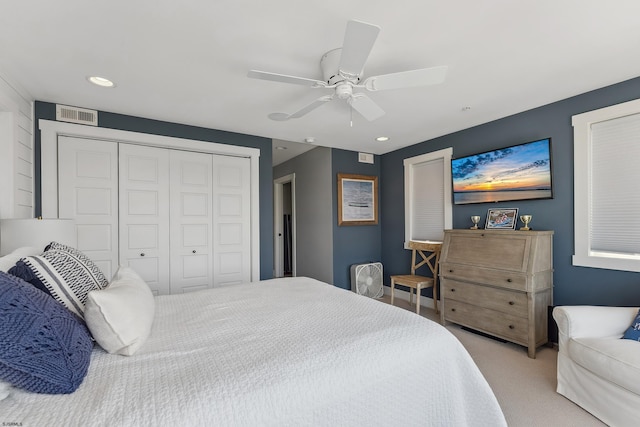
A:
439,229,553,358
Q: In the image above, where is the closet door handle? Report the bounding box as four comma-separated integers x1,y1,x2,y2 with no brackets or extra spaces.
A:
192,250,197,254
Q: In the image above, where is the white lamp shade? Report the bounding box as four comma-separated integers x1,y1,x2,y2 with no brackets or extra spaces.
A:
0,218,77,256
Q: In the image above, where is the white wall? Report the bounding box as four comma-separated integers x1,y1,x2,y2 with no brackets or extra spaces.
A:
0,74,33,219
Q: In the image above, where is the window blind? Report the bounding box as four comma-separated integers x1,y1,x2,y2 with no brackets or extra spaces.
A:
590,112,640,254
410,158,444,241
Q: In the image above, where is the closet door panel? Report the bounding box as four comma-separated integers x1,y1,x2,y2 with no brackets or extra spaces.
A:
58,136,118,278
119,144,170,295
169,150,213,294
212,155,251,286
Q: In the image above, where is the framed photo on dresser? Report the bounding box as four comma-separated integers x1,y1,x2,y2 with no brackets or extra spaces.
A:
485,208,518,230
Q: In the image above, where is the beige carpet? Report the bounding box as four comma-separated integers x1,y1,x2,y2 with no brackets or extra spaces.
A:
380,296,606,427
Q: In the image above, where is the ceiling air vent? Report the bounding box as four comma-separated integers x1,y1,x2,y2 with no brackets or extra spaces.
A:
56,104,98,126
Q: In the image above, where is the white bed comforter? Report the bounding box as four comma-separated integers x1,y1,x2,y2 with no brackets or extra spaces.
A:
2,277,506,426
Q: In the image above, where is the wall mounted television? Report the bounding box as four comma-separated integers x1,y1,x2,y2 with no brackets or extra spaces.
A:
451,137,553,205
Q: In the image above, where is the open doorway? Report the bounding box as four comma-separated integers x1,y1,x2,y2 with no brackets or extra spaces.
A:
274,174,296,278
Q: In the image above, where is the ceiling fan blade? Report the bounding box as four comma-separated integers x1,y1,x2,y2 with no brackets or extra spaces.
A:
248,70,326,88
348,94,385,121
339,20,381,77
363,65,448,91
268,95,334,121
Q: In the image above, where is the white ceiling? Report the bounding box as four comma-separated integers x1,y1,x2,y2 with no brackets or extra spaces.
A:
2,1,640,165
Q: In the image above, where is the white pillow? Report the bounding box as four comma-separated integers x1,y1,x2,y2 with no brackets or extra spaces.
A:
0,247,40,272
84,266,155,356
0,380,12,401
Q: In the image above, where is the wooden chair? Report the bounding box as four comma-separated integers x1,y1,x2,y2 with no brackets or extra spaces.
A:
390,241,442,315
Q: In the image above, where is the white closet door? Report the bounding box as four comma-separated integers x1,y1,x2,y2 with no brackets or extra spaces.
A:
119,144,170,295
58,136,118,279
212,155,251,286
169,150,213,293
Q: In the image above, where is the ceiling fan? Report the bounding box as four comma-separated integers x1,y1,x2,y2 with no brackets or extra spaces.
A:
247,19,447,122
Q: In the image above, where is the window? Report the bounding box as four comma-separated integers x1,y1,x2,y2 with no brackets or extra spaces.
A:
573,98,640,272
404,148,453,246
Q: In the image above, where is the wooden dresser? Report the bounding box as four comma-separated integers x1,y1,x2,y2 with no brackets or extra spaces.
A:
439,229,553,358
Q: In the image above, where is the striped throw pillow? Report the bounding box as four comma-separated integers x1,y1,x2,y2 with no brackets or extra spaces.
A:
9,243,108,319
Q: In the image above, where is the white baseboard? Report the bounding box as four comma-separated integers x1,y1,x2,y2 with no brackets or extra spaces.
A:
383,286,435,310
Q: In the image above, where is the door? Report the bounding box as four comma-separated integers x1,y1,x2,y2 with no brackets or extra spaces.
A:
273,174,296,278
58,136,119,279
212,155,251,286
169,150,213,293
118,144,170,295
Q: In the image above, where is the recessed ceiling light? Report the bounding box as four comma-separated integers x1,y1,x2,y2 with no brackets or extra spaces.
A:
304,137,315,143
461,106,472,112
87,76,115,88
275,146,287,150
376,136,389,142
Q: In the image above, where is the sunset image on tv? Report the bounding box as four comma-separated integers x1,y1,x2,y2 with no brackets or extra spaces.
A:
451,138,552,204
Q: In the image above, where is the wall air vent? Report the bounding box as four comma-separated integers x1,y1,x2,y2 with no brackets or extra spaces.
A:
55,104,98,126
358,152,374,164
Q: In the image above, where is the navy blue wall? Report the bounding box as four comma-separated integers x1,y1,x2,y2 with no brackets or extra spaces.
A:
332,149,382,289
33,101,274,280
381,77,640,307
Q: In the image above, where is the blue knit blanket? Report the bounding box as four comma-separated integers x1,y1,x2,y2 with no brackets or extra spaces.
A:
0,271,92,394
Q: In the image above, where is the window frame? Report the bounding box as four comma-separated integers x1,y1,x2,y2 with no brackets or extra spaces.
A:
403,147,453,248
573,97,640,272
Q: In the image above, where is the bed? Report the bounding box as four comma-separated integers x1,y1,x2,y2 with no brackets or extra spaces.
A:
1,273,506,426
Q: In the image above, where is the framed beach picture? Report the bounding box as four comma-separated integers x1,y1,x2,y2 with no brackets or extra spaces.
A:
337,173,378,226
485,208,518,230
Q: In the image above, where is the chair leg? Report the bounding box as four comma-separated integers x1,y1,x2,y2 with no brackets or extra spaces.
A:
409,287,413,305
433,283,438,314
416,285,421,315
390,279,395,306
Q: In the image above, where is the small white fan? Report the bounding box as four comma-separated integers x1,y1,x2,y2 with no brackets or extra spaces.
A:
350,262,384,298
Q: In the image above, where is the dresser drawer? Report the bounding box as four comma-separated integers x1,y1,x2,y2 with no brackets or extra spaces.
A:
443,299,529,344
440,263,527,291
441,279,528,317
443,231,531,272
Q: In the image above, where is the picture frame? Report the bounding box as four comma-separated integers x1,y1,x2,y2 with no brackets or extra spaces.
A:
485,208,519,230
337,173,378,226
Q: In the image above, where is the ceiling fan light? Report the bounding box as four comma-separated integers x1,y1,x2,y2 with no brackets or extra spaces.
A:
376,136,389,142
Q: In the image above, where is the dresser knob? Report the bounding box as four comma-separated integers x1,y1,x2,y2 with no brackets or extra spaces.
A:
140,253,145,257
509,325,515,329
449,269,453,273
507,278,512,283
192,250,196,254
450,288,456,292
508,301,515,305
451,308,456,312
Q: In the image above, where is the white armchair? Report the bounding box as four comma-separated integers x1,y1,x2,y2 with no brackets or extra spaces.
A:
553,305,640,427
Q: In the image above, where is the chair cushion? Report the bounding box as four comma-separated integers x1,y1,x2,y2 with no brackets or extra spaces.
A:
390,274,434,288
0,271,93,394
568,336,640,395
622,309,640,341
